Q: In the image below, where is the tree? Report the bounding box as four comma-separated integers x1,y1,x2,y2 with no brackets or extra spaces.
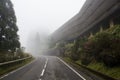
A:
0,0,20,52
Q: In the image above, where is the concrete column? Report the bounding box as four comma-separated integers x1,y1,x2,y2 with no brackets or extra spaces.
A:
88,32,93,40
110,19,114,27
100,27,103,32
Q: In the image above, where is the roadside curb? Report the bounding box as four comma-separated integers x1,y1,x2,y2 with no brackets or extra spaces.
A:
75,63,117,80
61,57,117,80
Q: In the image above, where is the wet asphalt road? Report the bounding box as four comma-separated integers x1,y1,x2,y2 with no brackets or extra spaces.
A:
0,56,103,80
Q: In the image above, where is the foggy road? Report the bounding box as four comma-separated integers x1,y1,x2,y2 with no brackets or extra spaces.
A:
0,56,103,80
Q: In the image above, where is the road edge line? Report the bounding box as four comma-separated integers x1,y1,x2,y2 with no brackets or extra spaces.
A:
57,57,86,80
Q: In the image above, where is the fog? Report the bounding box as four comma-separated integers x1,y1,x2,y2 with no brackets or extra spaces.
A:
11,0,86,55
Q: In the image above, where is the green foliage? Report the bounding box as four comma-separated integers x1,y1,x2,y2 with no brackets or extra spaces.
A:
88,62,120,80
0,0,20,52
82,25,120,67
64,42,74,57
58,25,120,67
70,39,80,61
0,0,21,62
107,25,120,35
55,42,65,56
63,25,120,67
64,38,87,61
61,25,120,79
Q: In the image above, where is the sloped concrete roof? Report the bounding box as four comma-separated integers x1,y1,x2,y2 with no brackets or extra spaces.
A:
51,0,120,43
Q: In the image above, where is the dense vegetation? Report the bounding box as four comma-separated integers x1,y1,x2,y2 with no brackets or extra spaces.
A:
57,25,120,67
81,25,120,67
53,25,120,79
0,0,29,62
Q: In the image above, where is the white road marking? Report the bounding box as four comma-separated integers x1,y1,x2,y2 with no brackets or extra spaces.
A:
4,74,8,77
0,58,36,79
57,57,86,80
41,69,45,76
39,58,48,80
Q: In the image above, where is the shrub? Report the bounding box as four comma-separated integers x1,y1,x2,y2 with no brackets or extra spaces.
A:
70,39,80,61
82,25,120,67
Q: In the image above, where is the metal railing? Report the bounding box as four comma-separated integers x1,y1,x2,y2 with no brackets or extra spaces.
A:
0,57,31,66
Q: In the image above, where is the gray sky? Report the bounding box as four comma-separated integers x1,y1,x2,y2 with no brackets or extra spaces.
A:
11,0,86,50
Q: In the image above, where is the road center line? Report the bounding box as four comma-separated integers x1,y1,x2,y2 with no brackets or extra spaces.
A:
57,57,86,80
40,58,48,79
41,69,45,76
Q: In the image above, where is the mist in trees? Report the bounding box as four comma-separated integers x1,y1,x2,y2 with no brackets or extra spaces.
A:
26,31,49,56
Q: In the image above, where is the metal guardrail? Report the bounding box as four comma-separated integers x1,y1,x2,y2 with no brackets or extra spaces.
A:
0,57,31,66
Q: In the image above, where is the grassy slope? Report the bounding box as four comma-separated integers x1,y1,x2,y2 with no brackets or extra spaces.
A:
0,58,34,76
63,57,120,80
87,62,120,80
